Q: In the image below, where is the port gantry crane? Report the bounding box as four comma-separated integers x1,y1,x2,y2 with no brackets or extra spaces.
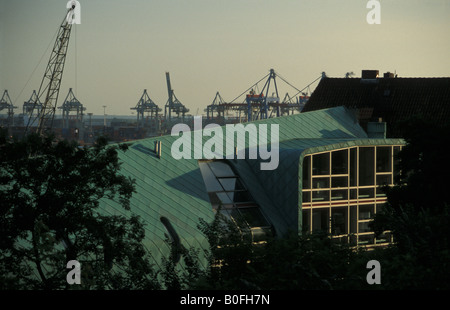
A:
0,90,17,127
25,3,77,136
23,90,42,118
205,69,319,123
164,72,189,122
131,89,161,129
244,69,320,121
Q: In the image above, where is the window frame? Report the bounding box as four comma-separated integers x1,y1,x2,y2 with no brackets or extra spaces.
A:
301,145,402,247
199,160,273,240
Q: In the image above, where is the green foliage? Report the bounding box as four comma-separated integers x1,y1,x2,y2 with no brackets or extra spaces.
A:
196,212,256,290
0,132,159,289
173,214,369,290
387,116,450,215
371,117,450,289
160,245,204,290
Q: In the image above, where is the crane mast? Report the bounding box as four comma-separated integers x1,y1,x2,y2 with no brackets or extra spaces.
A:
27,4,76,136
165,72,174,120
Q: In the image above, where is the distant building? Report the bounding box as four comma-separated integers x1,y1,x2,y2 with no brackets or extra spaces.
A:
98,106,404,271
302,70,450,137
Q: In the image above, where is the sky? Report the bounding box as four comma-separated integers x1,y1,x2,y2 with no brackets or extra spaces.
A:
1,0,449,116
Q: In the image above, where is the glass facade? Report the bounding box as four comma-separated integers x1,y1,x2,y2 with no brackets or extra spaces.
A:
301,145,402,247
199,160,273,243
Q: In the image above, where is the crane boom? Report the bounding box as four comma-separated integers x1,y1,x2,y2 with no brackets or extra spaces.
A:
26,4,76,135
166,72,173,120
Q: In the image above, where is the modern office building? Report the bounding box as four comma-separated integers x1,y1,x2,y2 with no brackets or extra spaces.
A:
300,143,402,246
98,106,404,270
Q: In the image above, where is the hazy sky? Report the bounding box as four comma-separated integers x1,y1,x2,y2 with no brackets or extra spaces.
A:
1,0,449,116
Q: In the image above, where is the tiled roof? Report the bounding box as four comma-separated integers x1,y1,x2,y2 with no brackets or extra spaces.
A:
302,77,450,137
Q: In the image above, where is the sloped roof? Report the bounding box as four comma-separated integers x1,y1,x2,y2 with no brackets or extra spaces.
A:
302,76,450,137
99,106,403,268
99,135,215,270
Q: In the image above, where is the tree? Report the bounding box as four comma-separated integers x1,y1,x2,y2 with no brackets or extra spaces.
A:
183,213,366,290
372,117,450,289
194,212,257,290
0,131,159,289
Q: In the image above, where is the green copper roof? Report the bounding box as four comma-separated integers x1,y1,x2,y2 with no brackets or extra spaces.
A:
98,106,404,269
100,134,214,270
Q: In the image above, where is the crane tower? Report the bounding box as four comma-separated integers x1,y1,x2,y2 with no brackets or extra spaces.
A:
25,3,76,135
164,72,189,122
0,90,17,127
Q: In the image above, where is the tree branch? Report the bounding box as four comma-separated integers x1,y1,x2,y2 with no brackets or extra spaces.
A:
31,228,48,289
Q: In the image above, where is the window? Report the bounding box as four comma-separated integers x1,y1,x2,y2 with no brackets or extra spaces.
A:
332,176,348,188
239,206,270,228
393,146,401,181
302,191,311,203
331,207,347,235
359,187,374,199
218,177,245,191
331,189,347,200
359,147,375,186
301,145,402,247
312,190,329,201
302,156,311,189
358,234,374,245
376,146,391,173
359,205,374,220
199,160,273,241
376,174,391,186
313,177,329,189
332,149,348,174
350,206,358,234
350,148,357,186
358,222,372,233
209,161,235,177
200,161,250,208
302,210,311,233
313,153,330,175
312,208,329,232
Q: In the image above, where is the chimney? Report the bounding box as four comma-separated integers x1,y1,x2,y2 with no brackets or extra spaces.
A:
154,140,162,158
361,70,379,79
383,72,395,78
367,118,387,138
